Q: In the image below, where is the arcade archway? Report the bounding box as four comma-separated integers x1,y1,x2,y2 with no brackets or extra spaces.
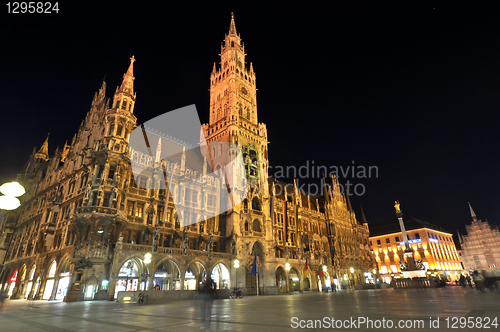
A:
153,260,181,290
115,258,148,298
211,263,229,289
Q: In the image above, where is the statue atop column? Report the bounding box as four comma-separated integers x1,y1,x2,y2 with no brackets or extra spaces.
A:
394,200,401,214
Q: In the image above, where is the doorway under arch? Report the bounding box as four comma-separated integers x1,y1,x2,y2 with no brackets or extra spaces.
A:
246,242,265,295
153,260,180,290
211,263,230,289
276,266,287,293
115,258,148,298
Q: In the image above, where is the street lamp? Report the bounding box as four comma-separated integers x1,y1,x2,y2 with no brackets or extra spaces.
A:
143,253,152,292
0,181,25,210
0,182,25,197
285,263,291,295
144,252,152,264
234,259,239,291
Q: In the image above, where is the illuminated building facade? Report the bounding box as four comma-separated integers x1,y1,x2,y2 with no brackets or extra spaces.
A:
458,203,500,270
0,15,365,301
369,216,462,283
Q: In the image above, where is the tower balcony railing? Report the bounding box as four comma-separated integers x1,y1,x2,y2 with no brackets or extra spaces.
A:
116,244,231,259
76,206,118,215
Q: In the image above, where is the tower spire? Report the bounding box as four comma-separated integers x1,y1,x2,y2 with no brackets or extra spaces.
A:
118,56,136,95
345,191,353,213
468,202,478,223
229,12,237,35
35,133,50,161
361,205,368,224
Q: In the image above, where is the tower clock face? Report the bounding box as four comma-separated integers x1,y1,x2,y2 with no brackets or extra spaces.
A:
240,86,248,96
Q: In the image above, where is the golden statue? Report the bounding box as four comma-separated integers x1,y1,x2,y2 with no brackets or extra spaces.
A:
394,201,401,214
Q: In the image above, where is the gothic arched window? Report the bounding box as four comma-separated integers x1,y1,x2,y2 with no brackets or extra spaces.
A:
253,219,261,232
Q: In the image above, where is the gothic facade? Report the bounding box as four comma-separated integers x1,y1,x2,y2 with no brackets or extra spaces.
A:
459,203,500,270
0,15,371,301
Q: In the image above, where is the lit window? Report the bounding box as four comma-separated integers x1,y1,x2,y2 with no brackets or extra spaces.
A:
136,203,143,218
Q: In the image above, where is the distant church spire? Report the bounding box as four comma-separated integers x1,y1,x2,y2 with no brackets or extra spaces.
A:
468,202,478,223
345,192,353,213
361,205,368,224
118,56,136,95
229,12,237,35
35,133,50,161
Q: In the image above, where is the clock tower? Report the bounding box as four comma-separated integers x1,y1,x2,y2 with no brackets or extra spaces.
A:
202,13,269,197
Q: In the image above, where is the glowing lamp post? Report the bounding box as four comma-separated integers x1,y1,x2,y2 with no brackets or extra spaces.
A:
234,259,239,291
142,253,152,292
285,263,291,295
0,181,25,210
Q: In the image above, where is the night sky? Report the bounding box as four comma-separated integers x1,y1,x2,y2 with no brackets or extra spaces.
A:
1,3,499,234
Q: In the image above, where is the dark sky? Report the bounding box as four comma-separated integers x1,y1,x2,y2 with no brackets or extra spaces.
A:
1,3,499,234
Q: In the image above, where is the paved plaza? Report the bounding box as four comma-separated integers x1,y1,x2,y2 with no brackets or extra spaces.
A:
0,287,499,331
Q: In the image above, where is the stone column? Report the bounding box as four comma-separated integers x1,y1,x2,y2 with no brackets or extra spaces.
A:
180,266,185,290
49,276,59,300
148,257,155,291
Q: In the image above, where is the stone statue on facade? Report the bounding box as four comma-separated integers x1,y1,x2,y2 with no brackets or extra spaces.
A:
182,227,188,256
84,182,92,204
109,187,117,207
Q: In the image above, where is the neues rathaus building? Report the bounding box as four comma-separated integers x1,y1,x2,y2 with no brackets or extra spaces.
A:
0,15,374,301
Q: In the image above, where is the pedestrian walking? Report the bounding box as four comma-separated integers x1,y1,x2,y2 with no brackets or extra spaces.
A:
459,274,466,287
466,274,473,288
472,270,485,293
0,290,7,310
199,277,214,330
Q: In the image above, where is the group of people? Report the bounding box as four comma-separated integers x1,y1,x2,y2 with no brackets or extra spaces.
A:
459,271,487,292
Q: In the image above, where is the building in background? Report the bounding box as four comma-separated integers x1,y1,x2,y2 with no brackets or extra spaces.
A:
369,216,462,283
458,203,500,271
0,15,365,301
356,207,376,285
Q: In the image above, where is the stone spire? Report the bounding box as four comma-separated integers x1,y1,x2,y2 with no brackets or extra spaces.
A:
118,56,136,95
345,192,353,213
229,12,237,35
35,134,50,161
468,202,478,223
60,140,70,163
361,205,368,224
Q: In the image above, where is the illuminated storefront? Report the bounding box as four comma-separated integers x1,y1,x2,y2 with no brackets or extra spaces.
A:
55,260,71,300
184,267,197,290
7,269,18,297
24,265,37,299
43,261,57,300
115,259,142,299
211,263,230,289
